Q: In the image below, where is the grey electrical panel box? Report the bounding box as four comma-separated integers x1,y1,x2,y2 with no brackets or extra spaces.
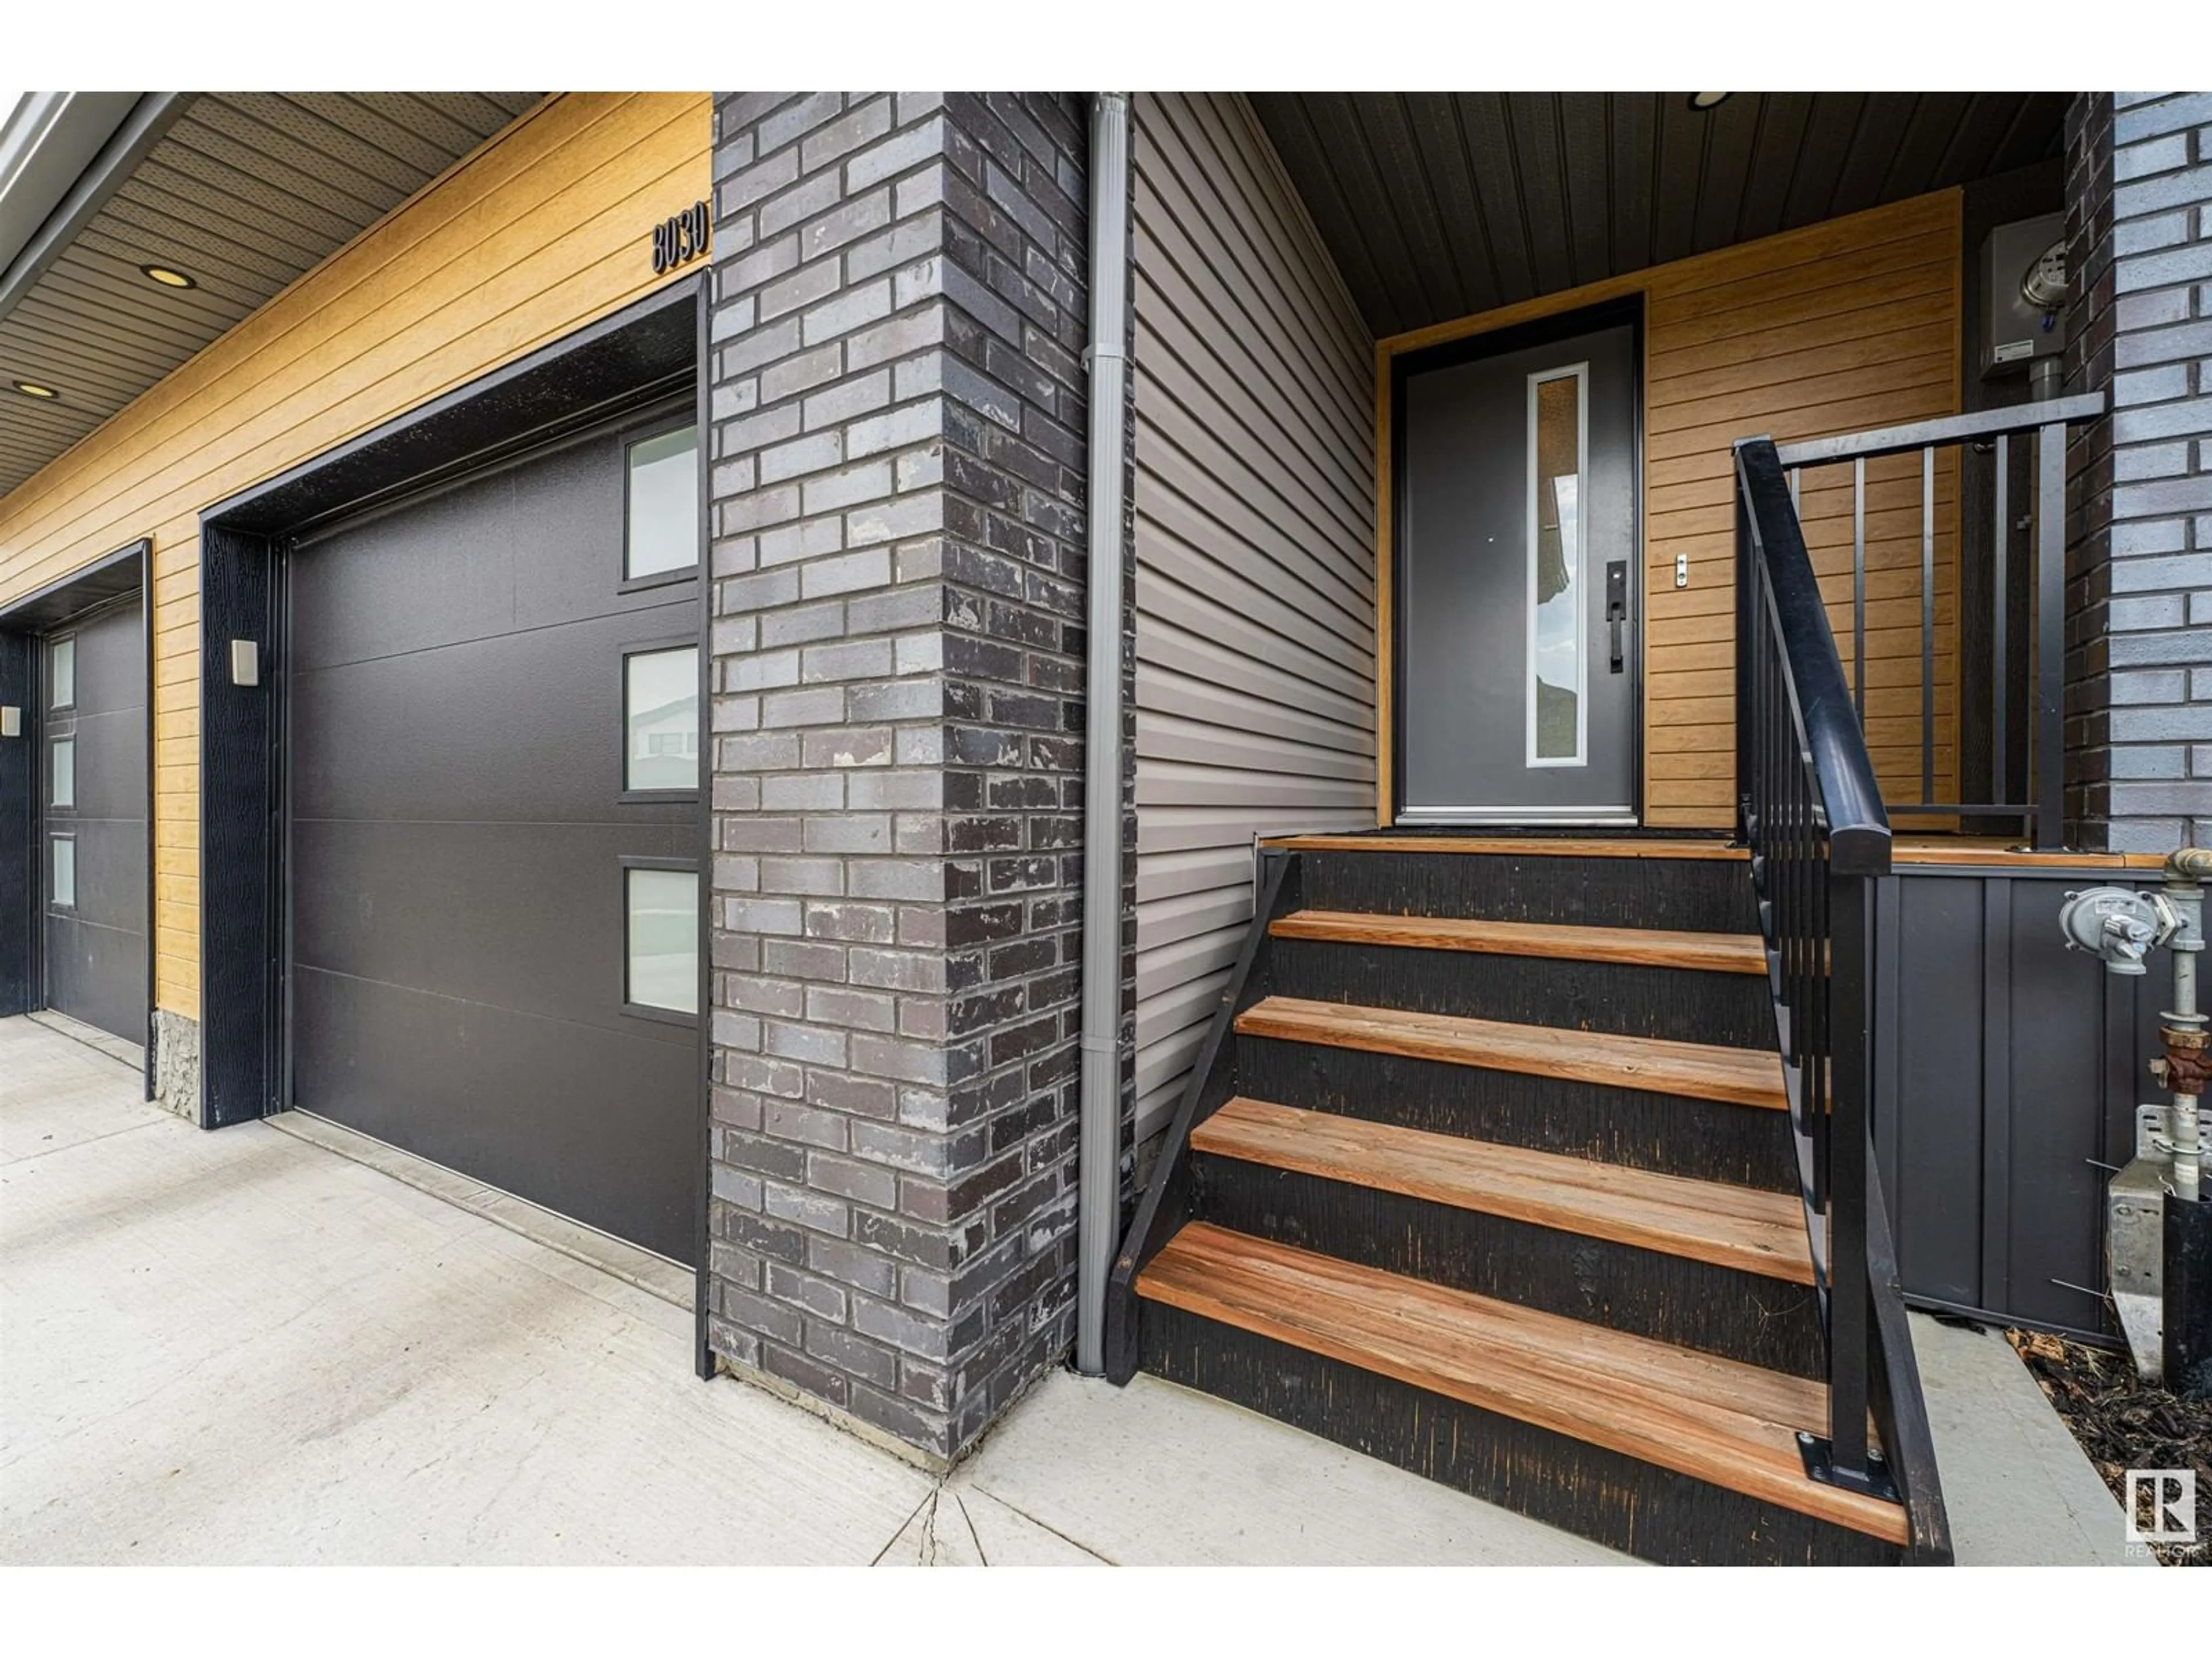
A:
1979,211,2067,378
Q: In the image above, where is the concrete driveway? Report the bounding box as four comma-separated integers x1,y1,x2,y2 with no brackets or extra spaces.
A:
1,1014,2142,1565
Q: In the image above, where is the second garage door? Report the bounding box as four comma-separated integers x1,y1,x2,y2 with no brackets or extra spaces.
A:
287,412,702,1263
41,597,147,1046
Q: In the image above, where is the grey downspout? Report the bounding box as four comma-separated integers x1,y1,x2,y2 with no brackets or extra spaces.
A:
1075,91,1130,1377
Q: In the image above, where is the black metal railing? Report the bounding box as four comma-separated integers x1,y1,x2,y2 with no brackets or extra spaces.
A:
1734,437,1949,1560
1767,393,2101,848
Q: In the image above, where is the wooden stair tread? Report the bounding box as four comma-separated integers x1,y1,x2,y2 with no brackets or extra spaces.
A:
1236,996,1789,1112
1139,1224,1907,1546
1271,910,1768,975
1268,835,1748,861
1192,1097,1814,1285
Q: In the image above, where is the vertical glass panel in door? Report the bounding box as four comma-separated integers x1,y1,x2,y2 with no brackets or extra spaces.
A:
51,737,74,808
1397,318,1635,823
625,645,699,790
51,836,75,907
626,867,698,1016
626,426,699,579
50,635,75,708
1529,368,1585,766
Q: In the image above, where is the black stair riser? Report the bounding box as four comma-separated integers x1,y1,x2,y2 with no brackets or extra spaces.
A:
1300,850,1758,934
1270,937,1774,1049
1140,1302,1900,1566
1237,1036,1797,1194
1192,1154,1827,1378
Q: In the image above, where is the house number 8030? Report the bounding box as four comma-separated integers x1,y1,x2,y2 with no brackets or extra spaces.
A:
653,201,711,275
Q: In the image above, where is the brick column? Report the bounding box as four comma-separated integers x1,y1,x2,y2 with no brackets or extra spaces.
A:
2065,91,2212,851
703,92,1091,1461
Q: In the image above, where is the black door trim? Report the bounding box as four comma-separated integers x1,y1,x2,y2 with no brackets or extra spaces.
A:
209,279,702,541
1388,294,1647,827
194,274,714,1365
689,272,712,1378
0,538,155,1097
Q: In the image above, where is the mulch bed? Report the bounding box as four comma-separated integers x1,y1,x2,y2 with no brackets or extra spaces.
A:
2006,1328,2211,1566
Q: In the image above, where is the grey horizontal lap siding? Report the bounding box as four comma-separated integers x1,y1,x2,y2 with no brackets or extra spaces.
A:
1131,92,1377,1141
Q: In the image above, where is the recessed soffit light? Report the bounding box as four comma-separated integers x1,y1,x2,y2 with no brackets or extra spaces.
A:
141,263,198,289
10,379,60,399
1688,92,1734,112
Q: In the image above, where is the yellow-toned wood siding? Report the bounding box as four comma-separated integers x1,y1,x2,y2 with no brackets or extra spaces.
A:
0,93,711,1019
1642,192,1961,825
1377,190,1964,828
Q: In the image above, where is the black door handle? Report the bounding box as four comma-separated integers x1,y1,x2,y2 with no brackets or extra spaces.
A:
1605,560,1628,675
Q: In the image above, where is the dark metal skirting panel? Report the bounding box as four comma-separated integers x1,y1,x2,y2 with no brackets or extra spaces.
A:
1141,1301,1902,1566
1872,867,2168,1341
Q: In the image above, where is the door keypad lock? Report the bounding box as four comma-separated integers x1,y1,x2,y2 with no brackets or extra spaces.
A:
1606,560,1628,674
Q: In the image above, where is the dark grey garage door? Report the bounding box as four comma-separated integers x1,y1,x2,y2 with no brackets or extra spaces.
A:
41,599,148,1046
287,414,702,1263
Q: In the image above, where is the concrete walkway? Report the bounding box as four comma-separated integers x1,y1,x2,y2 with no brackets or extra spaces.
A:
0,1014,2139,1565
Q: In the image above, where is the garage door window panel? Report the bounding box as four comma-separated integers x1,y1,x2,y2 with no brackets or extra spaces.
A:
623,859,698,1023
622,422,699,588
50,835,76,908
50,635,75,708
51,737,75,808
622,639,700,798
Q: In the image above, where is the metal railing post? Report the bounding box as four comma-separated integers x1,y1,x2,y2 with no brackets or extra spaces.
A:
1919,446,1934,807
2035,422,2067,850
1825,867,1873,1486
1853,456,1867,722
1993,435,2010,810
1735,471,1756,844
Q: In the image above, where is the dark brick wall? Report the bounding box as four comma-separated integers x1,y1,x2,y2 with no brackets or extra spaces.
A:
2065,92,2212,851
703,92,1093,1461
933,93,1096,1438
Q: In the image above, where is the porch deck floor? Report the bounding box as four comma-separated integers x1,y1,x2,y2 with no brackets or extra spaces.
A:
1266,827,2167,873
0,1014,2144,1566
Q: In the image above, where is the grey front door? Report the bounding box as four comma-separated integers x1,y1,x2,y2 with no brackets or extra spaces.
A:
41,600,147,1044
1399,319,1639,823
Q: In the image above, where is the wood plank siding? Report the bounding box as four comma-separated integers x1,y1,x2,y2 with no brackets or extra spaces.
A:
1377,188,1965,828
1130,93,1378,1141
1642,193,1961,824
0,93,712,1020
